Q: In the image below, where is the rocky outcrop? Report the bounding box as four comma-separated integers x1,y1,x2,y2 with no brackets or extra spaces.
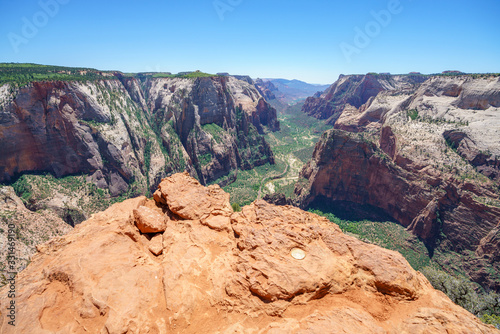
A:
0,173,496,333
263,192,292,206
294,129,500,291
0,75,279,192
477,223,500,261
475,222,500,291
380,125,398,160
133,205,168,233
0,186,24,210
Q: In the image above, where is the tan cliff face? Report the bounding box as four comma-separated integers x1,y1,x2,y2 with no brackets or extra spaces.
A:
301,74,428,125
0,172,497,333
0,76,279,192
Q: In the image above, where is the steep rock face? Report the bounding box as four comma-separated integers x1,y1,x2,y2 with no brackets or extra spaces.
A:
294,129,500,291
302,74,427,124
452,78,500,110
0,173,496,333
0,80,170,196
295,130,434,228
143,76,277,184
365,76,500,185
443,129,500,181
116,74,149,113
254,78,278,101
477,222,500,262
307,75,500,169
0,75,279,192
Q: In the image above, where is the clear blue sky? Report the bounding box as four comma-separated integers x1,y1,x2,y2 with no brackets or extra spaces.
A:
1,0,499,84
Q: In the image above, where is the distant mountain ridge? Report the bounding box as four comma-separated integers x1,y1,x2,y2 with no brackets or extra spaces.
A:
256,78,330,105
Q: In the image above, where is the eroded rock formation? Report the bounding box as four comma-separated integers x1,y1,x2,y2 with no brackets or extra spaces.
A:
294,129,500,291
295,74,500,292
0,186,72,279
301,74,427,125
0,75,279,193
0,173,496,333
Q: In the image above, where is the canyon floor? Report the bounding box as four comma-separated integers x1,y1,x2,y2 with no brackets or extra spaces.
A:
221,102,330,206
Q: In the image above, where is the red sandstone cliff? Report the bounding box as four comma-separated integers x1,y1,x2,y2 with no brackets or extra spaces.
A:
294,129,500,292
0,76,279,191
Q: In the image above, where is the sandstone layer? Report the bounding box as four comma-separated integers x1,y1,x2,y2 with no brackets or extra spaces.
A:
142,75,279,185
301,74,428,125
0,75,279,193
0,173,497,333
294,129,500,291
303,74,500,182
294,74,500,292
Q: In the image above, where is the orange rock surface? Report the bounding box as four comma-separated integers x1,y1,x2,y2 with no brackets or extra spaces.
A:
0,172,497,333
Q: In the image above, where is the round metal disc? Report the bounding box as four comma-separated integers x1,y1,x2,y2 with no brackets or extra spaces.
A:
291,248,306,260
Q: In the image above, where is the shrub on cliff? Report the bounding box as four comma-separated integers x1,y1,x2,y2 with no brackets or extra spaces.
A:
421,266,500,323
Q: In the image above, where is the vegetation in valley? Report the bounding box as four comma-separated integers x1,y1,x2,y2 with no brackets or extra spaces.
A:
308,208,431,271
221,162,285,206
220,102,331,207
422,267,500,328
201,123,225,144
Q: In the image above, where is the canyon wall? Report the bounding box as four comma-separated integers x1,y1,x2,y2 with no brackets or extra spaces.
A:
294,74,500,291
0,75,279,194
